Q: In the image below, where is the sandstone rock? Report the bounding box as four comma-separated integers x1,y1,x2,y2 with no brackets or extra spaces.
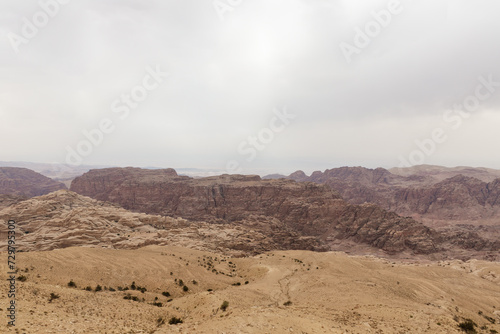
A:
0,190,325,255
69,167,498,258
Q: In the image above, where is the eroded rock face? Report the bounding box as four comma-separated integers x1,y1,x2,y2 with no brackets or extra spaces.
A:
0,167,66,197
0,194,26,210
69,168,498,258
279,167,500,223
0,190,326,255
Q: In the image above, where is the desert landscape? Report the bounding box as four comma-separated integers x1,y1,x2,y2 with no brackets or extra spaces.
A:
1,165,500,333
1,245,500,333
3,1,500,333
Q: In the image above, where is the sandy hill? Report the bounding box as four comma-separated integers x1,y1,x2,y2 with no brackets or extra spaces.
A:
1,245,499,333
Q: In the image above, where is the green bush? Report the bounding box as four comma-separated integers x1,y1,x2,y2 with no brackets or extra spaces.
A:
220,300,229,311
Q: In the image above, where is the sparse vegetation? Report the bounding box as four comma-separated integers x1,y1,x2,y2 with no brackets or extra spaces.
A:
17,275,27,282
168,317,183,325
482,313,496,324
94,285,102,292
67,280,77,288
48,293,60,302
458,319,477,333
183,285,189,292
123,293,140,302
283,300,292,306
220,300,229,311
84,286,92,291
162,291,171,297
156,317,165,326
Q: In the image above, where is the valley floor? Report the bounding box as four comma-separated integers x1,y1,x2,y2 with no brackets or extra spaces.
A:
1,246,500,333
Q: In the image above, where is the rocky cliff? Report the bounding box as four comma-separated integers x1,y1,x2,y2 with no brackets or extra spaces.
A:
276,167,500,222
0,190,325,254
69,168,499,258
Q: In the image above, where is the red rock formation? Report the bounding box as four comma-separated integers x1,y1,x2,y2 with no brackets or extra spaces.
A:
70,167,499,258
280,167,500,223
0,190,326,254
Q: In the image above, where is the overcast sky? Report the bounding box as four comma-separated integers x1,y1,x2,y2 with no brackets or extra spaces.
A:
1,0,499,175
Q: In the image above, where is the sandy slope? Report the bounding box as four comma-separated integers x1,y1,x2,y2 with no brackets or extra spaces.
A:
1,246,499,333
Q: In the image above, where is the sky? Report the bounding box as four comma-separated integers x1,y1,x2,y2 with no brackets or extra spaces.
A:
1,0,500,175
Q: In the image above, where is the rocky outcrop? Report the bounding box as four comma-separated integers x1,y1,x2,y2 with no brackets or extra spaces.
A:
0,167,66,197
296,167,500,221
69,168,499,258
0,194,26,210
269,167,500,251
0,190,325,255
393,175,500,219
276,167,500,220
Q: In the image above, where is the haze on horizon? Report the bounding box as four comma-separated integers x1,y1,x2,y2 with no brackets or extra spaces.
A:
1,0,500,175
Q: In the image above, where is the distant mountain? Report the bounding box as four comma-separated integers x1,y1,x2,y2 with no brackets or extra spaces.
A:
262,173,286,180
0,161,237,184
0,161,106,188
0,167,66,197
390,164,500,183
273,166,500,245
277,166,500,221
